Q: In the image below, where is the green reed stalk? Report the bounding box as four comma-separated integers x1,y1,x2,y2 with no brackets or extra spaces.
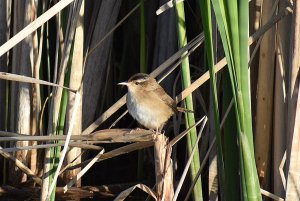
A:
210,0,262,200
174,2,203,201
197,0,225,198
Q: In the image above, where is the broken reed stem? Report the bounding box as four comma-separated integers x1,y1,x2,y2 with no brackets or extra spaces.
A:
154,134,174,201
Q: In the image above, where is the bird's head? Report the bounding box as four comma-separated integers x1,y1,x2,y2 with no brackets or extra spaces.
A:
118,73,156,92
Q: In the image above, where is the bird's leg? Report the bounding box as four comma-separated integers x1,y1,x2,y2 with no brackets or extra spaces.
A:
158,125,165,135
154,126,165,141
153,126,161,141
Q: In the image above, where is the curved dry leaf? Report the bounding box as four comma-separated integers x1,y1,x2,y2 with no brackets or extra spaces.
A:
114,184,157,201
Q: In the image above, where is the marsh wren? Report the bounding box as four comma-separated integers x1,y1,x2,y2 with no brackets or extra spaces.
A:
118,73,189,131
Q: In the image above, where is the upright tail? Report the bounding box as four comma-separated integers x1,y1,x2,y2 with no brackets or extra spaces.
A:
177,107,194,113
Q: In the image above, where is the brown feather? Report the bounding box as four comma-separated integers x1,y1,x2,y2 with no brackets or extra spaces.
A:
143,78,178,114
122,73,194,130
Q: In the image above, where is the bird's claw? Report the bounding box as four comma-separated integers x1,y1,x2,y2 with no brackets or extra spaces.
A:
129,128,142,134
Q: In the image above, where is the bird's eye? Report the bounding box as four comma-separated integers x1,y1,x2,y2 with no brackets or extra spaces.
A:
135,81,139,85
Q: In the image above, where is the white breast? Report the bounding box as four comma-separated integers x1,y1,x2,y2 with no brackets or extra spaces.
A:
126,91,173,130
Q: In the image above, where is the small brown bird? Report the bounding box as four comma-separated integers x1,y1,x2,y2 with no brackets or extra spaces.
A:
118,73,190,131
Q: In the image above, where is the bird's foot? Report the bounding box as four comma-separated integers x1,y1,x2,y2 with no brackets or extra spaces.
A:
129,127,142,134
153,129,165,137
153,129,165,135
149,128,158,134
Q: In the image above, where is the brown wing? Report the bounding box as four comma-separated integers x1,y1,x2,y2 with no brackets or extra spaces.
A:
152,84,178,114
177,107,194,113
142,77,178,114
149,84,193,114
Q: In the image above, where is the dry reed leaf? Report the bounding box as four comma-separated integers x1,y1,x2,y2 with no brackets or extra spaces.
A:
69,143,103,150
279,152,286,190
150,34,204,78
169,116,206,146
173,116,207,201
249,7,292,45
64,149,105,193
65,141,154,171
260,189,284,201
109,111,128,128
114,184,157,201
184,137,216,201
0,146,42,185
82,95,126,135
0,0,74,57
0,72,75,91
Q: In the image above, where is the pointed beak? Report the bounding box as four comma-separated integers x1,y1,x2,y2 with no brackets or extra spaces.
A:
118,82,128,86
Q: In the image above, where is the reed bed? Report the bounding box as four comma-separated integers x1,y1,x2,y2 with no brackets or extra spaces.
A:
0,1,298,201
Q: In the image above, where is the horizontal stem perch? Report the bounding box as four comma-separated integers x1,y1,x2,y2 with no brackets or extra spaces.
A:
64,121,205,172
0,129,155,143
0,183,143,199
91,129,155,142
